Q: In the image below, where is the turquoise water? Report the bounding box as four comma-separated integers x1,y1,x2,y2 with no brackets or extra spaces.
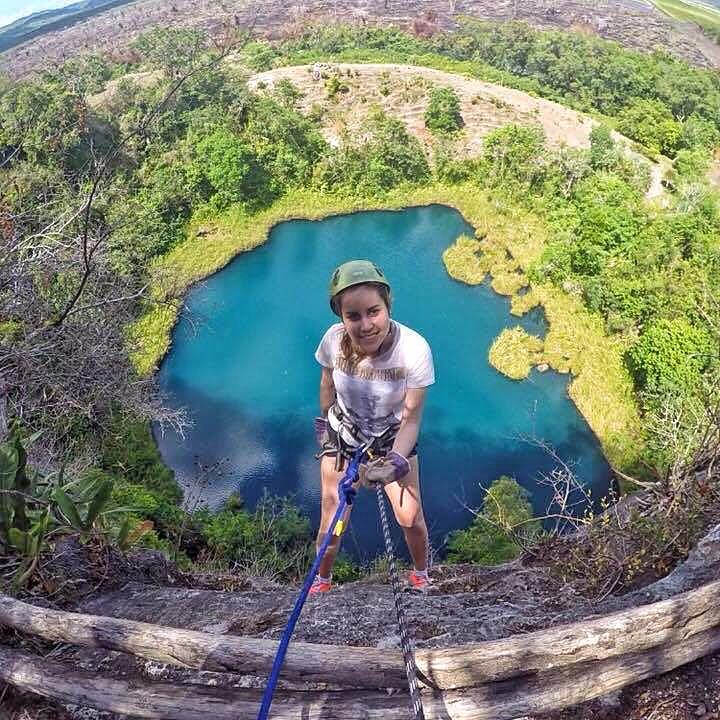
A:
156,205,612,561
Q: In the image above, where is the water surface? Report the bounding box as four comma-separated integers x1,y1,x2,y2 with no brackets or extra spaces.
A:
157,205,611,560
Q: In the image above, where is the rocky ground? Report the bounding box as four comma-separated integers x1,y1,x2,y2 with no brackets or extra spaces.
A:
2,0,720,79
2,525,720,719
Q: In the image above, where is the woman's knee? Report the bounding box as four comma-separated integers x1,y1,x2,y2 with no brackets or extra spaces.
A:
393,504,425,530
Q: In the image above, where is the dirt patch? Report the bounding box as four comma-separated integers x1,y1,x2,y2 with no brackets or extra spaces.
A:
249,62,596,153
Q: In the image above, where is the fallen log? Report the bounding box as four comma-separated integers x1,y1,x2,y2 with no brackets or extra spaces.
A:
3,578,720,690
0,593,406,689
3,628,720,719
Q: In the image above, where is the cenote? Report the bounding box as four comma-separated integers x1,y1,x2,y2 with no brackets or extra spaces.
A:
156,205,612,561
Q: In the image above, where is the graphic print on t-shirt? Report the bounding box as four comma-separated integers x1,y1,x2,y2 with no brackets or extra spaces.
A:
334,360,407,436
315,320,435,438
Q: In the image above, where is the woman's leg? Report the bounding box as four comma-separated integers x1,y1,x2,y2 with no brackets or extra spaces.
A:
316,454,350,578
383,457,428,572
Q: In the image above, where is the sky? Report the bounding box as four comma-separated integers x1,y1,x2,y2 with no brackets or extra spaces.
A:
0,0,78,30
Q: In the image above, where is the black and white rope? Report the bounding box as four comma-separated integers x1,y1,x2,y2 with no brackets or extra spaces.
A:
375,483,425,720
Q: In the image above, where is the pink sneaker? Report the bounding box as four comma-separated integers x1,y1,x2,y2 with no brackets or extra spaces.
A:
309,576,332,594
408,571,431,591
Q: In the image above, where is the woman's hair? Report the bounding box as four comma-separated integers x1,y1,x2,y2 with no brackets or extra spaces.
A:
335,282,391,366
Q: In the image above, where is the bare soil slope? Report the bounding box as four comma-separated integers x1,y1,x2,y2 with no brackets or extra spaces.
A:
2,0,720,79
249,62,596,153
247,63,664,196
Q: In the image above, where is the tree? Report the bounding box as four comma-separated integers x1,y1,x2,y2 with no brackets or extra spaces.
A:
0,32,247,452
242,95,327,196
569,173,644,275
314,110,429,195
626,318,713,395
589,125,619,172
480,123,545,190
616,98,682,157
131,28,208,79
447,476,539,564
424,85,464,134
191,127,269,210
676,115,720,152
0,79,85,167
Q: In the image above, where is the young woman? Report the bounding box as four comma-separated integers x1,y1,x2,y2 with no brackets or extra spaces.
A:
311,259,435,593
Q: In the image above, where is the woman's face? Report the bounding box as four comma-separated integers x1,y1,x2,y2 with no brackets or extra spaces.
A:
338,285,391,356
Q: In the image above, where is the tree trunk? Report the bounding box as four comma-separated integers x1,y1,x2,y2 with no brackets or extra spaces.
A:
0,375,9,441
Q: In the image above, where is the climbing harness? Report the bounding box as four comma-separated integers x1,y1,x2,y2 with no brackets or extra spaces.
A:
256,444,368,720
317,401,416,472
257,444,428,720
374,482,426,720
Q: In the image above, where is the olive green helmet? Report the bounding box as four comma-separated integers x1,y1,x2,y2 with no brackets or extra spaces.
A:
328,259,391,316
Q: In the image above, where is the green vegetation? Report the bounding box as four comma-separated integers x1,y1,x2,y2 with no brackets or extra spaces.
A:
281,22,720,150
447,476,540,564
489,327,544,380
617,99,682,157
424,86,464,134
196,493,311,577
0,427,119,587
626,318,715,396
314,109,429,195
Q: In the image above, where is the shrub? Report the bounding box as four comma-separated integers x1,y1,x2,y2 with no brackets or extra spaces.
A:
314,110,429,195
626,318,714,395
332,553,363,583
239,41,280,72
447,476,539,564
195,493,312,578
191,127,270,210
616,98,682,157
479,124,545,191
424,86,464,133
677,115,720,152
589,125,619,171
100,417,180,502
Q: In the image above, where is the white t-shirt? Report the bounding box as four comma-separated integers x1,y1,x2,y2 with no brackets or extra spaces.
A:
315,320,435,437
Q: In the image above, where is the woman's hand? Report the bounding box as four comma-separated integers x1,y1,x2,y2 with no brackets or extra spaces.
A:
365,451,411,486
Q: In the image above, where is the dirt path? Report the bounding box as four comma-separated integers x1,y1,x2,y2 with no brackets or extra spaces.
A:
249,62,663,196
709,151,720,187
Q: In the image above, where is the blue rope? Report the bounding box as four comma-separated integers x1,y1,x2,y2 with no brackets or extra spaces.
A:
256,445,367,720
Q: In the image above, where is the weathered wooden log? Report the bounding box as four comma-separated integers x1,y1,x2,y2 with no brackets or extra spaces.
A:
3,628,720,719
0,593,406,689
3,579,720,690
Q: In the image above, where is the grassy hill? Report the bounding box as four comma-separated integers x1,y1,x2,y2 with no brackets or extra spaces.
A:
650,0,720,37
0,0,135,52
